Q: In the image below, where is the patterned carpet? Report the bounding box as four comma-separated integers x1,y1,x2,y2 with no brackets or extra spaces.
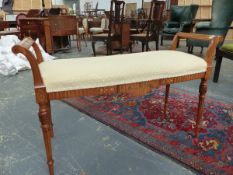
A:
63,87,233,175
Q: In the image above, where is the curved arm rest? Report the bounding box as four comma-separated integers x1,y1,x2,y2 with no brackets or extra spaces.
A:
12,37,44,87
171,32,223,66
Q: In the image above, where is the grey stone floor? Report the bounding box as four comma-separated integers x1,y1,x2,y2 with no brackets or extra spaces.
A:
0,40,232,175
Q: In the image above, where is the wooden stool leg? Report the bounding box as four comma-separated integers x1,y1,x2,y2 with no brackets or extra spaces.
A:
48,102,54,138
39,102,54,175
164,84,170,116
195,78,207,138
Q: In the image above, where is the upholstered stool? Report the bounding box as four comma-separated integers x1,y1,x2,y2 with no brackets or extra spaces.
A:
12,32,221,175
213,43,233,82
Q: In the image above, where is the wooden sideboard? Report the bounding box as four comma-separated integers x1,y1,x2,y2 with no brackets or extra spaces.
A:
19,17,74,54
20,18,52,52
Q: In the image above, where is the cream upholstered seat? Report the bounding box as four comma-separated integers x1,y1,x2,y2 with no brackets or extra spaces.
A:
39,50,207,93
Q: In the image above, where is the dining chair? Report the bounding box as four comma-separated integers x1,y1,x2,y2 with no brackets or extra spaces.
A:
130,0,165,52
91,0,126,56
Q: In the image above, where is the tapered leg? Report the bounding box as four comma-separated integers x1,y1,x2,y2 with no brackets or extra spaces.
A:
213,54,223,83
48,102,54,138
39,102,54,175
195,78,207,138
164,84,170,116
92,41,96,56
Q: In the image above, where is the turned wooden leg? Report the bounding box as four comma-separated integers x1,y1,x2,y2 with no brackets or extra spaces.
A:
195,78,207,138
39,102,54,175
164,84,170,116
48,102,54,138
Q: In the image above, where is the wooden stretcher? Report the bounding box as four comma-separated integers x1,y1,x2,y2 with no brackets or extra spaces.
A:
12,32,221,175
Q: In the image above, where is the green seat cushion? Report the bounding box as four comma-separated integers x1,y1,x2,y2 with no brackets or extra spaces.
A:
221,44,233,53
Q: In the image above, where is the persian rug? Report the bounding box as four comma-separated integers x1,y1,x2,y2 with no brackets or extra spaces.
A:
63,87,233,175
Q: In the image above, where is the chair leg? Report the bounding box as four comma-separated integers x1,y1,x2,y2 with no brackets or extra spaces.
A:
164,84,170,116
195,78,207,138
156,39,159,50
129,42,133,53
160,35,163,46
106,42,109,55
213,55,223,83
92,41,96,56
200,47,203,54
38,102,54,175
142,42,145,52
76,34,81,51
146,42,149,51
83,34,87,47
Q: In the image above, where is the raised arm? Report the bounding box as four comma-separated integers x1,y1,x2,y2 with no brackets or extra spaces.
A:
171,32,222,66
12,37,44,87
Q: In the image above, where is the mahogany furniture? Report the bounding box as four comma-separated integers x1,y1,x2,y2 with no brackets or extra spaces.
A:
130,0,165,51
19,16,79,54
12,32,221,175
91,0,127,56
48,15,79,53
20,18,48,49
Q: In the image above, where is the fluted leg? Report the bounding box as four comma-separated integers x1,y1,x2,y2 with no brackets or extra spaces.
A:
39,102,54,175
164,84,170,116
195,79,207,138
48,102,54,138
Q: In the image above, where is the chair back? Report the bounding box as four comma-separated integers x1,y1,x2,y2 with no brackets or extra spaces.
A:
211,0,233,29
170,5,192,23
147,0,165,37
190,4,199,19
108,0,126,38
